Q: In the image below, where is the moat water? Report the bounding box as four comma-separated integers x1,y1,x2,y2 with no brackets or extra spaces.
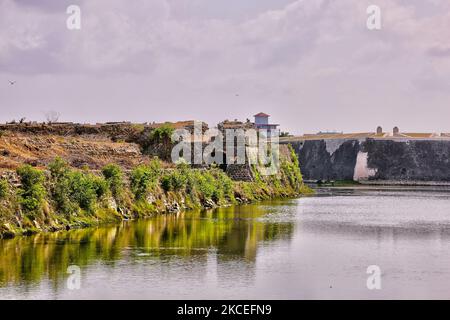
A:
1,186,450,299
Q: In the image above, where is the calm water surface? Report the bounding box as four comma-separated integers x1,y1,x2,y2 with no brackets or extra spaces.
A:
1,187,450,299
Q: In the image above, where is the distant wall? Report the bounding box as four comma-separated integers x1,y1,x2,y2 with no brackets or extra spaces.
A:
286,138,450,184
363,139,450,181
288,139,360,181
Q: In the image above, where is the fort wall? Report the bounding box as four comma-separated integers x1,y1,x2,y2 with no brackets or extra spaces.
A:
285,138,450,184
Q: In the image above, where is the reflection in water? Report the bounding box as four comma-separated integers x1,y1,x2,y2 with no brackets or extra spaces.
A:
0,202,295,289
2,187,450,299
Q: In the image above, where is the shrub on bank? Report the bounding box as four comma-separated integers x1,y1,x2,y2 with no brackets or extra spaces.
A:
48,158,109,215
102,164,123,197
0,179,8,199
16,165,47,214
130,158,161,200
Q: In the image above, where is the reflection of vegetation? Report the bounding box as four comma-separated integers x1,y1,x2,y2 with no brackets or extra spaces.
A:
0,203,294,287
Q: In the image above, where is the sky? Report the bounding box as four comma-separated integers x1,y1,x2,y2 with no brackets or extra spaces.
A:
1,0,450,135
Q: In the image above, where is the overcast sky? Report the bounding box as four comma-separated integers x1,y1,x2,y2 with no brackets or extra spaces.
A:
1,0,450,135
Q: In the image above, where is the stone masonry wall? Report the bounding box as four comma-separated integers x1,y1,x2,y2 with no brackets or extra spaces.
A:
226,164,254,182
284,138,450,184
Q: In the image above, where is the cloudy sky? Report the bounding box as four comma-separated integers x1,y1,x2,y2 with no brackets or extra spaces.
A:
1,0,450,134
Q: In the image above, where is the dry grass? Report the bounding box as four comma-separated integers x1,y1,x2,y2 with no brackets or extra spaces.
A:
0,132,147,170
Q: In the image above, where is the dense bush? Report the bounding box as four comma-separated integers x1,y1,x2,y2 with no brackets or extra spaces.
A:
0,178,8,199
130,158,161,200
48,157,69,180
161,170,187,192
158,164,234,204
91,175,109,198
150,124,174,143
147,124,175,160
16,165,47,212
48,157,75,214
67,171,108,213
213,170,234,202
194,171,215,200
48,158,109,214
281,145,304,191
102,164,124,199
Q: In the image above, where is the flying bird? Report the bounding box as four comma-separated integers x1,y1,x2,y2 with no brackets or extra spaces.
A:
8,80,16,85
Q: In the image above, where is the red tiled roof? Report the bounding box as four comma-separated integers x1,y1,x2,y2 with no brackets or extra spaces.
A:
254,112,270,117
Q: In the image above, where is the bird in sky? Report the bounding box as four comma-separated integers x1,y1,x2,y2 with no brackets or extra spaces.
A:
8,80,16,85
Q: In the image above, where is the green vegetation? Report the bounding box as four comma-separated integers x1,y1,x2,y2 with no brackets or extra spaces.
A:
159,164,235,206
146,124,175,160
0,179,8,199
102,163,125,201
130,158,161,200
16,165,47,214
66,171,106,212
150,124,175,143
0,148,310,238
131,123,145,133
48,157,109,216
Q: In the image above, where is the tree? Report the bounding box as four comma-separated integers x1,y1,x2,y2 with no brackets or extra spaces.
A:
102,164,124,200
0,179,8,199
45,110,60,123
148,124,175,161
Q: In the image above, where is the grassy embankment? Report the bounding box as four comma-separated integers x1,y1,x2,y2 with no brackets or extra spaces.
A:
0,145,311,238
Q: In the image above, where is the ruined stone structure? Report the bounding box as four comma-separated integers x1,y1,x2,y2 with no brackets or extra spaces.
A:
216,119,255,181
216,117,282,182
0,118,292,182
225,164,254,181
0,121,207,171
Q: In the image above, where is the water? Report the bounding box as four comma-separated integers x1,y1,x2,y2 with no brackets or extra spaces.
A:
1,186,450,299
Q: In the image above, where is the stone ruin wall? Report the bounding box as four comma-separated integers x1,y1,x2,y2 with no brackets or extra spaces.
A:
285,138,450,185
0,121,294,182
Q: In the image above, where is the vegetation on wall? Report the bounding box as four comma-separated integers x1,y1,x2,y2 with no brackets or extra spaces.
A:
142,124,175,161
16,165,47,214
0,149,310,238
